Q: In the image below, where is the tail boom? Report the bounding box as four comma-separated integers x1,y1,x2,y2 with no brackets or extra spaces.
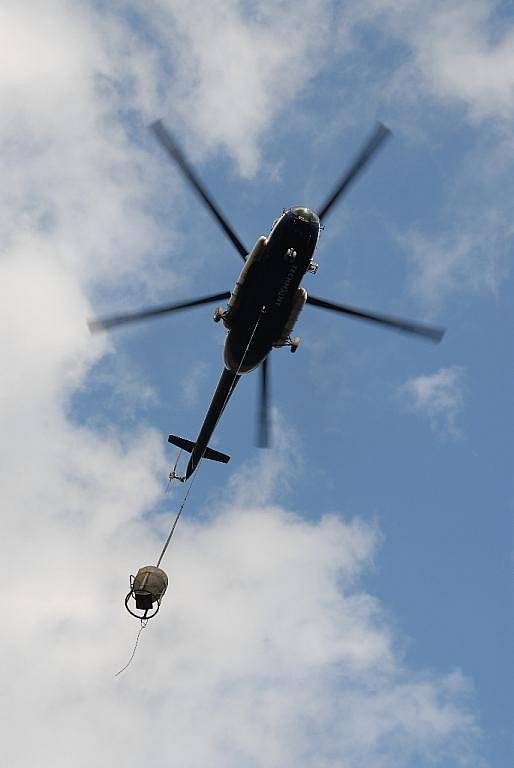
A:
167,434,230,465
170,367,240,480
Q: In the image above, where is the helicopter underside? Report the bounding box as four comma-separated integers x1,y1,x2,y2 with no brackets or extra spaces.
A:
222,214,319,373
223,311,295,373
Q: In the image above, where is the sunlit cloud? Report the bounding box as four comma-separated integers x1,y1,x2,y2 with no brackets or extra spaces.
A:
399,366,466,439
338,0,514,302
180,360,210,407
402,213,509,305
347,0,514,121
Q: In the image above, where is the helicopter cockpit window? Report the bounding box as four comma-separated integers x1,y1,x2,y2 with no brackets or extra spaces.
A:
290,206,319,224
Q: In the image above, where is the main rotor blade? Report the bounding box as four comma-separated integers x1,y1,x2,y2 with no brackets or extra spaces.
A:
306,295,445,342
257,357,271,448
317,123,391,222
88,291,231,333
150,120,248,261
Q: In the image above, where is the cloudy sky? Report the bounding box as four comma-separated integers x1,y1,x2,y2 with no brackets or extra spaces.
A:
1,1,512,766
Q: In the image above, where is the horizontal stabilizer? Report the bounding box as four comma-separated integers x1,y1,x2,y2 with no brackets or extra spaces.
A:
168,434,230,464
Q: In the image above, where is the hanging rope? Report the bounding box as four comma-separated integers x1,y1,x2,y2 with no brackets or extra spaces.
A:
156,312,263,568
165,449,183,493
114,618,148,677
156,469,200,567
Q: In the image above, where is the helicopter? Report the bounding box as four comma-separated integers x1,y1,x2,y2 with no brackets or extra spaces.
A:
89,120,445,481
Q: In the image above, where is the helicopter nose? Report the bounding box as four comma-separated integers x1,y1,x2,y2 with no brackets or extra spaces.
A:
290,206,320,226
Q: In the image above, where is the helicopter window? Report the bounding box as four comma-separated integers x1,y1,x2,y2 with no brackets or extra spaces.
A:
290,206,319,224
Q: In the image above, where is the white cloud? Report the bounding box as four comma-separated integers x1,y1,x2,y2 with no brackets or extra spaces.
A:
399,366,466,438
0,2,181,305
180,360,210,407
146,0,332,176
397,1,514,122
347,0,514,122
402,210,511,305
3,452,482,768
222,410,304,507
0,3,484,766
334,0,514,304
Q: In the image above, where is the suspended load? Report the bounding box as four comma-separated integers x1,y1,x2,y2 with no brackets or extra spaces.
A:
125,565,168,620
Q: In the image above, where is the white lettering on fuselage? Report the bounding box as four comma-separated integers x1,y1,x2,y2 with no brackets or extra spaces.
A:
275,264,298,307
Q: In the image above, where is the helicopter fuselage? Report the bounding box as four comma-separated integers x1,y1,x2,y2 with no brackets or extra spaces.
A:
182,206,320,479
223,206,320,372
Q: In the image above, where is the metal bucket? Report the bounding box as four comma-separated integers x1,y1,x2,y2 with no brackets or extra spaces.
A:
125,566,168,619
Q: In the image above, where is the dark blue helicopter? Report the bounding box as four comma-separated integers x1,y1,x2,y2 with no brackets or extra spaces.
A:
90,121,444,480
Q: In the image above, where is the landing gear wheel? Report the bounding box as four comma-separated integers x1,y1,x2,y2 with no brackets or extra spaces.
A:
213,306,225,323
290,337,301,353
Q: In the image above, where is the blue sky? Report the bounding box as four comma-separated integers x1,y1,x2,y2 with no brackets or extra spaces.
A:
1,2,512,767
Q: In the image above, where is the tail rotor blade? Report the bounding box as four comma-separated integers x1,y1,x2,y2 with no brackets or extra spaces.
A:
257,357,271,448
317,123,391,222
306,295,445,342
150,120,248,261
88,291,231,333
